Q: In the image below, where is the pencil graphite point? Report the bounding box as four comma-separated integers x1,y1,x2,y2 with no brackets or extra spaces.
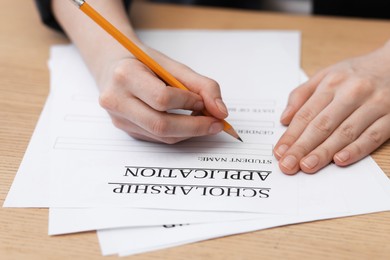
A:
223,124,243,142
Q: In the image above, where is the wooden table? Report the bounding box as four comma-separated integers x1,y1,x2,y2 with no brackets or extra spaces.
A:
1,1,389,259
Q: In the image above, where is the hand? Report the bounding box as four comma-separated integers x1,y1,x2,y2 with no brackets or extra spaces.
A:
274,41,390,174
97,46,228,143
52,0,228,144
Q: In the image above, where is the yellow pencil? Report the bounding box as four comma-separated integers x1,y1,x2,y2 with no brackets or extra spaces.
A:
70,0,242,142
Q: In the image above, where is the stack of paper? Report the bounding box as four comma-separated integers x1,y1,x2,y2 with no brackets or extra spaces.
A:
4,30,390,257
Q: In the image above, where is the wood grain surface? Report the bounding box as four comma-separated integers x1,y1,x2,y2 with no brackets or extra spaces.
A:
0,1,389,259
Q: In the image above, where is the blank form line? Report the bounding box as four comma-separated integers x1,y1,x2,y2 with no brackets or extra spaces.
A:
54,137,274,156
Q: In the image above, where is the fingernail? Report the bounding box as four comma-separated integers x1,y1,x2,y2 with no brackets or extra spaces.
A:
302,155,319,169
335,150,350,163
281,105,293,121
215,98,228,116
281,155,297,170
275,144,289,157
194,101,204,111
209,122,224,134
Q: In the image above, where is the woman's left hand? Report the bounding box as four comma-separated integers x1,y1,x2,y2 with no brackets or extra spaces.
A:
274,41,390,175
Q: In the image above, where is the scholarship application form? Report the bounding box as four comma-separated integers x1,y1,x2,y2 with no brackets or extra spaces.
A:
48,30,301,213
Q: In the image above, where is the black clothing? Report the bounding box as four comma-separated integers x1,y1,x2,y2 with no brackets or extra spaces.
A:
35,0,389,33
34,0,133,32
313,0,390,19
152,0,390,19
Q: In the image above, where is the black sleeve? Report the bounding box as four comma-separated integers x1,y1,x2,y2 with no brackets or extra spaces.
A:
313,0,390,19
34,0,133,32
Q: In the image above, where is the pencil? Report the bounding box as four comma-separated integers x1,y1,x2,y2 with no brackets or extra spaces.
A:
70,0,242,142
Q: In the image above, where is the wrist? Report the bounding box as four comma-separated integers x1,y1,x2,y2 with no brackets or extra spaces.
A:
92,38,153,87
384,39,390,56
380,40,390,67
52,0,143,86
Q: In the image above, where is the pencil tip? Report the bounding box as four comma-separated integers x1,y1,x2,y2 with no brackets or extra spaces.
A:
223,124,242,142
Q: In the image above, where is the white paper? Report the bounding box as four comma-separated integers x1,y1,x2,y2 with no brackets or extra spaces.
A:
49,207,267,235
5,30,304,236
98,157,390,256
48,30,302,213
3,98,51,207
4,30,300,209
47,29,302,235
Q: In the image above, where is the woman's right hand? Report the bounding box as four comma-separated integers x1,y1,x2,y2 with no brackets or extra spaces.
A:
97,46,229,143
52,0,228,143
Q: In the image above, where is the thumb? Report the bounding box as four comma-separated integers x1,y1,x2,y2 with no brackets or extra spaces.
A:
175,70,228,120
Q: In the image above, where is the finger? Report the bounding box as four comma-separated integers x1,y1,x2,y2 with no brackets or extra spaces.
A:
182,74,229,120
170,66,228,119
299,102,384,173
145,84,206,112
333,114,390,166
280,68,329,125
278,84,367,174
274,69,371,161
109,115,188,144
122,68,206,112
147,51,229,119
110,96,224,138
274,87,334,160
